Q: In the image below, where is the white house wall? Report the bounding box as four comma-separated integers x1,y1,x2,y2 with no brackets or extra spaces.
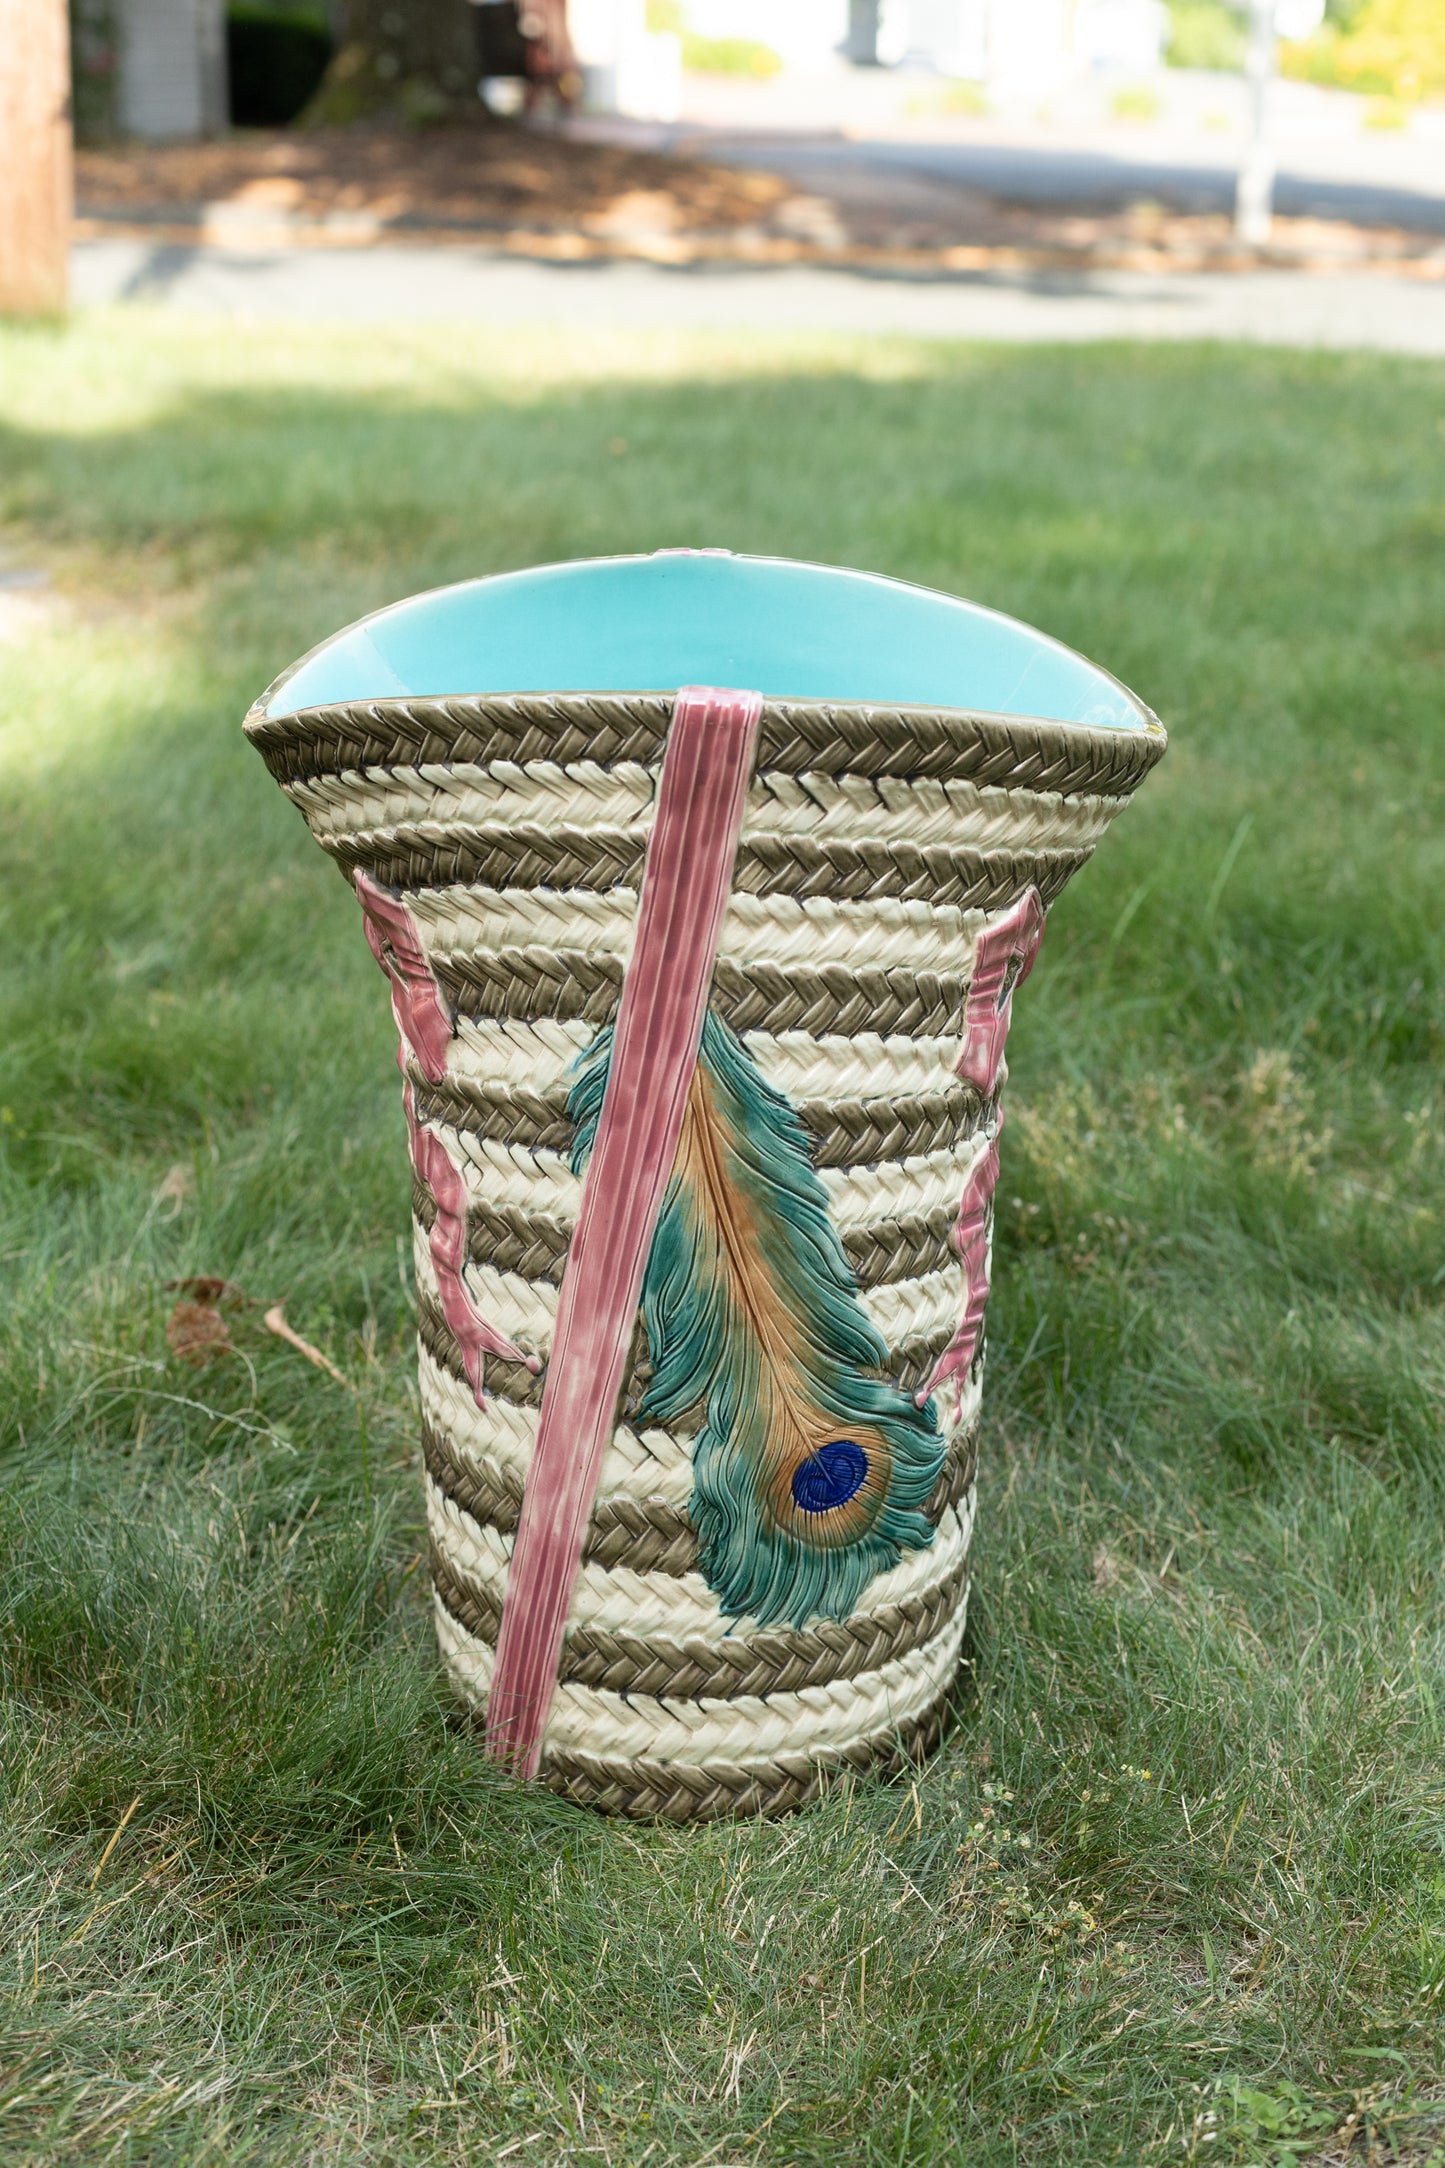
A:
117,0,227,138
681,0,1161,79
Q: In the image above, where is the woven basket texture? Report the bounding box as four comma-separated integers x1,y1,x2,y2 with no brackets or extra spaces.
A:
247,690,1165,1819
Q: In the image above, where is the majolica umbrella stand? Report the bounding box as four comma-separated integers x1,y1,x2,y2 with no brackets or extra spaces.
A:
245,551,1165,1822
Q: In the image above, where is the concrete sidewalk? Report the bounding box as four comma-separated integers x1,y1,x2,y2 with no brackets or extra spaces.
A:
688,130,1445,238
75,237,1445,352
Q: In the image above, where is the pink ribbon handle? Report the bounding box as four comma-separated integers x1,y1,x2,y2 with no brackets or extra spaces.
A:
485,685,763,1778
921,885,1048,1419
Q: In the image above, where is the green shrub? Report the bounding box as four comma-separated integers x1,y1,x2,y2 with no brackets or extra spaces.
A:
69,0,119,143
226,2,334,127
681,32,782,76
1111,80,1162,117
1282,0,1445,102
1165,0,1247,68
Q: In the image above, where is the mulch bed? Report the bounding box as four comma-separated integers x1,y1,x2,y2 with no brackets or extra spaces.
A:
75,119,788,237
74,117,1445,277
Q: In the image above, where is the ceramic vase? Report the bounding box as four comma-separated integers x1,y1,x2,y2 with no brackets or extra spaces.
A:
246,551,1165,1820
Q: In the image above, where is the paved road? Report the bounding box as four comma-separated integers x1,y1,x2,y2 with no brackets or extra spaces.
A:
686,130,1445,236
74,238,1445,353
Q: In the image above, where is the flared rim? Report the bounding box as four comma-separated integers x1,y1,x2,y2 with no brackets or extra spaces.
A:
252,551,1161,738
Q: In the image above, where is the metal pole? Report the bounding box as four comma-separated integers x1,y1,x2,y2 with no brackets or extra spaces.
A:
0,0,72,315
1235,0,1276,246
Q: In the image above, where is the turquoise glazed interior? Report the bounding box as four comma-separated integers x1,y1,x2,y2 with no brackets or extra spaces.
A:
264,551,1148,730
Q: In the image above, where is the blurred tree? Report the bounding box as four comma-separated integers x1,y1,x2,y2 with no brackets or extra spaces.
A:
307,0,481,120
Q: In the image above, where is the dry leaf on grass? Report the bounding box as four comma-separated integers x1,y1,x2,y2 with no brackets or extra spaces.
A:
159,1276,347,1388
164,1276,249,1306
166,1300,232,1364
163,1276,250,1364
263,1305,349,1389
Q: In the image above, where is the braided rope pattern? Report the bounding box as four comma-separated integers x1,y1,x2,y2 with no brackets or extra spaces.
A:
884,1322,970,1396
431,945,974,1043
287,759,1126,856
414,1178,570,1285
799,1082,986,1167
536,1695,952,1821
846,1205,956,1285
246,688,1164,798
414,1170,956,1291
439,1013,963,1110
716,955,970,1045
281,763,1126,862
418,1331,981,1508
864,1265,962,1350
435,1578,970,1762
328,822,642,898
424,1421,700,1574
418,1294,666,1421
412,1209,961,1374
825,1140,990,1225
412,1075,573,1153
435,946,623,1030
412,1222,556,1347
431,1524,971,1698
927,1425,981,1522
425,1119,989,1243
428,1478,974,1647
412,886,999,974
418,1295,548,1406
421,1128,579,1214
325,821,1088,912
418,1343,693,1497
735,834,1088,909
425,1410,977,1569
411,1069,987,1168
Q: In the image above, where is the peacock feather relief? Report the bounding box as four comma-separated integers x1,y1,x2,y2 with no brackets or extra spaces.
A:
569,1012,945,1629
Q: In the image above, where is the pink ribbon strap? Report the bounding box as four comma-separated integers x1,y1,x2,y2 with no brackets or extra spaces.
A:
355,869,454,1088
404,1085,539,1396
955,886,1046,1099
486,686,763,1777
355,868,537,1396
922,886,1047,1420
920,1128,1002,1423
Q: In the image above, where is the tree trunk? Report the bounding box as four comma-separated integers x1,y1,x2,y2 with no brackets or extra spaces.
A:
0,0,72,315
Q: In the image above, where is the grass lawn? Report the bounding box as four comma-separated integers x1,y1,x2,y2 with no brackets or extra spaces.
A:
0,313,1442,2167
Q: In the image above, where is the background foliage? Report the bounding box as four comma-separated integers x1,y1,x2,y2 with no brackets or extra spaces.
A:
1282,0,1445,103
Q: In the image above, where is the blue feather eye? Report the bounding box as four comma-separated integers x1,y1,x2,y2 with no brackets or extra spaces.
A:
791,1439,870,1515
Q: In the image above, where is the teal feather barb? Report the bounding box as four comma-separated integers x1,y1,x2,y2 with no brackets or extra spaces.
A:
569,1013,944,1629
